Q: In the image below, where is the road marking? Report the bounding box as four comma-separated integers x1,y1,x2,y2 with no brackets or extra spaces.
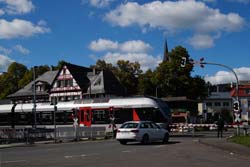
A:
2,160,27,164
64,153,99,159
122,150,132,153
153,145,166,148
64,155,73,159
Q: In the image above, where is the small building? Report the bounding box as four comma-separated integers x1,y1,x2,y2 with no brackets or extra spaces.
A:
199,92,232,123
8,70,58,104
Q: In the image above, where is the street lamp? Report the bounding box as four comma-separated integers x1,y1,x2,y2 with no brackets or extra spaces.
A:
32,66,37,129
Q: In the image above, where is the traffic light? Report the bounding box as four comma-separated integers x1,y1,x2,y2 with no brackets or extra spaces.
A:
180,57,186,67
233,101,240,112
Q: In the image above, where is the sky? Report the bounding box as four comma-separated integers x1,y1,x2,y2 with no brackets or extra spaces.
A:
0,0,250,85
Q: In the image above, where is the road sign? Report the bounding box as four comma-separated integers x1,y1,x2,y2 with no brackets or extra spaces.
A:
234,113,241,123
180,57,186,67
233,101,240,112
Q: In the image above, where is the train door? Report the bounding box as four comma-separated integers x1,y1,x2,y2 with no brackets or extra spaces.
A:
79,107,92,127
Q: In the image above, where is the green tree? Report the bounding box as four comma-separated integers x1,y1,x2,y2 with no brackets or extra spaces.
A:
91,60,114,70
115,60,143,95
0,62,28,99
51,60,68,70
154,46,193,97
137,69,156,96
19,65,50,88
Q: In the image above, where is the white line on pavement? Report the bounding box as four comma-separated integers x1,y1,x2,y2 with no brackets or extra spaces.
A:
2,160,27,164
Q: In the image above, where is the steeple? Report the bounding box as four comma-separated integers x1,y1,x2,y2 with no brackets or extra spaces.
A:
163,39,170,62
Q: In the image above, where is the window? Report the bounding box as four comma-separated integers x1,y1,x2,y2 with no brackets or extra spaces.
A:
57,81,61,88
65,80,69,87
206,102,212,107
69,79,73,86
92,109,110,124
245,89,250,94
135,107,166,123
215,102,221,106
223,102,229,107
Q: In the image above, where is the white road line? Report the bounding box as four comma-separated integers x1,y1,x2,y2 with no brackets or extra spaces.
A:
64,155,74,159
2,160,27,164
64,153,101,159
122,150,132,153
153,145,166,148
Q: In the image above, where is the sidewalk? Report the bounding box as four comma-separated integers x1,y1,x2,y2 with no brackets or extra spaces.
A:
199,137,250,157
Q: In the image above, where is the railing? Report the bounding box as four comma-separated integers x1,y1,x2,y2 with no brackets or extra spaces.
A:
0,127,107,144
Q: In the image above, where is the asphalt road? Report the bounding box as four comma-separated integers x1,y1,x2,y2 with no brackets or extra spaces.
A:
1,134,250,167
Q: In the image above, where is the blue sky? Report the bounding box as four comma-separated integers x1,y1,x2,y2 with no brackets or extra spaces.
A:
0,0,250,85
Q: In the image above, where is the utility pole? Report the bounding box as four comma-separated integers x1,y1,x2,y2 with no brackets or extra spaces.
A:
32,66,37,130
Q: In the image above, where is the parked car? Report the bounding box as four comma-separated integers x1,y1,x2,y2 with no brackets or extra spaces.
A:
116,121,169,145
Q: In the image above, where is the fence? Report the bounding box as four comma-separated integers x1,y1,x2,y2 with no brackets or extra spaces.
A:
0,126,107,144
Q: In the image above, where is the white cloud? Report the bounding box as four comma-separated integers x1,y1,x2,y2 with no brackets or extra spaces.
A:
205,67,250,84
102,52,162,71
105,1,245,49
188,34,214,49
0,0,35,15
0,54,14,71
89,39,158,71
120,40,152,53
82,0,115,8
0,19,50,39
13,44,30,55
89,38,152,53
89,38,119,51
0,46,11,55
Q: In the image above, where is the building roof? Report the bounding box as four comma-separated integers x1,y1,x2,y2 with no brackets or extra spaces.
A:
51,63,92,92
8,70,58,98
87,70,126,95
231,84,250,97
206,92,232,100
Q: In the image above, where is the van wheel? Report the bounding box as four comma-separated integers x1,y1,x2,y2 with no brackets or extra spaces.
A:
141,134,149,144
163,133,169,144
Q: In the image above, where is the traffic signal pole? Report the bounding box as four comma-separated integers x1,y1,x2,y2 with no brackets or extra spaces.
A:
201,61,241,136
187,59,241,136
201,62,239,102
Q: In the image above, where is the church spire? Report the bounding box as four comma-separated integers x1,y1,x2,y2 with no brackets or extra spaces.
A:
163,39,170,62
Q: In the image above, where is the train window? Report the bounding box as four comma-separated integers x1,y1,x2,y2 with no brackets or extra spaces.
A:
0,113,9,125
114,108,133,124
56,112,66,125
92,109,109,124
41,112,53,125
135,108,166,123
